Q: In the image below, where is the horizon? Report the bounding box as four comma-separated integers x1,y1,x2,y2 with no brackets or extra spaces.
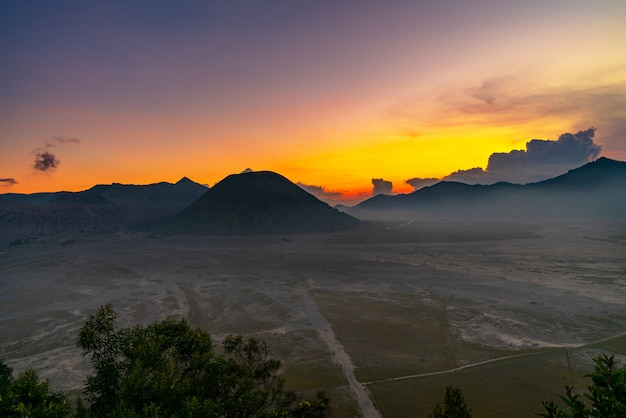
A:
2,155,622,209
1,1,625,205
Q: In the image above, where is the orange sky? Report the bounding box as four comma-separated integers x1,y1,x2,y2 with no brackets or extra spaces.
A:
1,1,625,205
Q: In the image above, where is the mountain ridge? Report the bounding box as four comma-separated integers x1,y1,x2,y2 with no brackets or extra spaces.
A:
351,157,626,220
0,178,208,239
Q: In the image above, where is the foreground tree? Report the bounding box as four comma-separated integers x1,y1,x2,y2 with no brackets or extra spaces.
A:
539,354,626,417
77,304,329,417
0,360,72,418
429,386,472,418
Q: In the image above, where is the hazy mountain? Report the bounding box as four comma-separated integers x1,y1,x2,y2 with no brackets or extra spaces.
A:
351,157,626,221
156,171,360,235
0,178,207,240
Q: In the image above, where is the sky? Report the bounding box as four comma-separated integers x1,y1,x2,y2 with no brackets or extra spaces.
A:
1,0,625,205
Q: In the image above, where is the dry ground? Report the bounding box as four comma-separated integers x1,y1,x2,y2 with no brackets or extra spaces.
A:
1,219,625,417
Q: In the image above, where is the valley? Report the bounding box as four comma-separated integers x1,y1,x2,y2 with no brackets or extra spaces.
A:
1,219,625,416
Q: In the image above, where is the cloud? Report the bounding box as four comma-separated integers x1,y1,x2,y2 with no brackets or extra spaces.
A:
405,177,439,191
372,178,393,195
443,167,490,184
491,128,599,168
0,178,18,187
46,136,81,147
29,135,81,174
297,182,342,199
33,151,60,172
387,71,626,159
443,128,601,184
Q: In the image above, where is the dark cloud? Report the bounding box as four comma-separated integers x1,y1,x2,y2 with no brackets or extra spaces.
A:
444,129,602,184
33,151,60,172
372,178,393,195
297,182,342,199
443,168,490,184
29,136,80,174
0,178,18,187
405,177,439,191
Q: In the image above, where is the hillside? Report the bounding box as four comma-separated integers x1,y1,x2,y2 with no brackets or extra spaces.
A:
156,171,360,235
0,178,207,241
351,157,626,221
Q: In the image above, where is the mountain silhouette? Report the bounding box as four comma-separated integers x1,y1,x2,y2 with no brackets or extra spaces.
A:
157,171,360,235
0,178,207,239
352,157,626,220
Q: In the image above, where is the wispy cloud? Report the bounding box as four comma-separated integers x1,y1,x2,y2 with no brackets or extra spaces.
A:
45,136,81,147
0,178,18,187
388,70,626,157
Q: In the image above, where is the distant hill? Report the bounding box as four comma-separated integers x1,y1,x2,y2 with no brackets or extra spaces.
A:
351,157,626,221
156,171,360,235
0,178,207,240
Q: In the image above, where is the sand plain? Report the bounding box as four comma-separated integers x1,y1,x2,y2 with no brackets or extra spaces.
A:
1,219,625,417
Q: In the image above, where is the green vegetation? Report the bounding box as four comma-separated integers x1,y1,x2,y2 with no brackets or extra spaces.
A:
2,304,329,417
429,386,472,418
539,354,626,417
77,304,329,417
0,361,71,417
3,304,625,417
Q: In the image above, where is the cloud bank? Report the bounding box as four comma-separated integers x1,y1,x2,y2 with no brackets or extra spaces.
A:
405,177,439,191
372,178,393,195
443,128,601,184
297,182,342,200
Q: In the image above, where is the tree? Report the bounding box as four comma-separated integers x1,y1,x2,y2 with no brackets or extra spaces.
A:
430,386,472,418
0,360,72,418
539,354,626,417
77,304,329,417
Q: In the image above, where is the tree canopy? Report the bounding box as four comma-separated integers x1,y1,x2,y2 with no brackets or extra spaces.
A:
0,361,71,418
539,353,626,418
429,385,472,418
77,304,329,417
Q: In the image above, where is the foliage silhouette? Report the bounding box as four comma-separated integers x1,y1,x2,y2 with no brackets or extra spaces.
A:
77,304,329,417
0,360,72,417
539,354,626,417
429,386,472,418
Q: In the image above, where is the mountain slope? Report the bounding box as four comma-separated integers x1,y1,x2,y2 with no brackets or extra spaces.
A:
157,171,360,235
351,158,626,220
0,178,207,240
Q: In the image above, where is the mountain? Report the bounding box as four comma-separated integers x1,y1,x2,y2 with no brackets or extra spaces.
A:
351,158,626,221
156,171,360,235
0,178,207,240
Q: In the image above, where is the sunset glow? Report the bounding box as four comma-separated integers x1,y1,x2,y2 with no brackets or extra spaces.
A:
1,1,625,204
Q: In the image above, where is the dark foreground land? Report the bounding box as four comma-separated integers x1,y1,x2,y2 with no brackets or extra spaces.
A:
1,219,625,417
